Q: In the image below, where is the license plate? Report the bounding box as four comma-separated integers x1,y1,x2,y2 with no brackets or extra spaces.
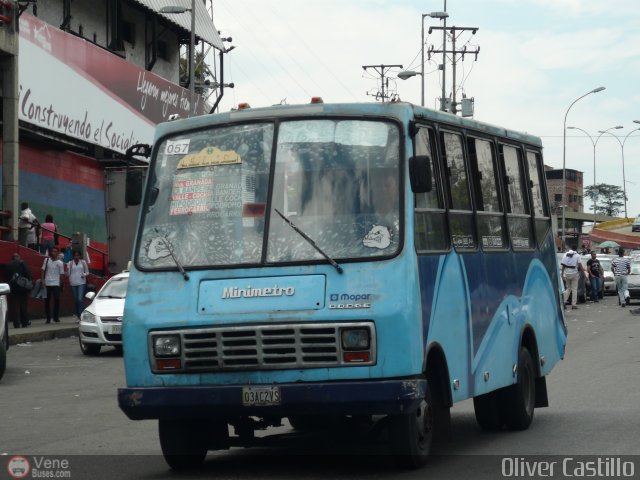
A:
108,324,122,334
242,386,281,406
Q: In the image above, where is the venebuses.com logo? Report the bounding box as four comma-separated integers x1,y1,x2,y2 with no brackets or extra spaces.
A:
6,456,30,479
6,455,71,478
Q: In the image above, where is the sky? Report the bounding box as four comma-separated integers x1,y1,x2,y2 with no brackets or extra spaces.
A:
210,0,640,220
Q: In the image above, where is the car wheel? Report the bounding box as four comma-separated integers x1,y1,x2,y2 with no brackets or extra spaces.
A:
79,337,101,356
502,347,536,430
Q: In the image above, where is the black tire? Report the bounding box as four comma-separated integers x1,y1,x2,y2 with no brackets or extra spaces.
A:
0,338,6,381
159,418,212,470
79,337,101,356
473,390,504,431
388,390,434,468
502,347,536,430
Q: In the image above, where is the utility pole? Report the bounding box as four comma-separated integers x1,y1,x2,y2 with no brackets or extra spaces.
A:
428,25,479,113
362,64,403,102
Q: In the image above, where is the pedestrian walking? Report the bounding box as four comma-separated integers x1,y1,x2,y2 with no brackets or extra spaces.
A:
5,253,32,328
40,214,58,255
611,248,631,308
42,247,65,323
561,249,584,309
18,202,37,248
67,250,89,320
586,251,602,303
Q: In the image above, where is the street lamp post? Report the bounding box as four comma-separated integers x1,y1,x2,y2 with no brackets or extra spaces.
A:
420,11,448,107
160,1,197,116
567,125,622,226
561,86,606,248
599,120,640,221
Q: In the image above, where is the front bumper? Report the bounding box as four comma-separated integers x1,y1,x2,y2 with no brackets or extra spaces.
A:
118,377,427,420
79,321,122,346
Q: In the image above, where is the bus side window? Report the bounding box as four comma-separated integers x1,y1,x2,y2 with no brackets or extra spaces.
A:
441,131,476,251
500,144,534,250
526,150,551,247
468,137,507,250
414,128,448,252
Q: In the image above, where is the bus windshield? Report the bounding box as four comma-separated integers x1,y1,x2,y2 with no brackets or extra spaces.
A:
136,119,401,269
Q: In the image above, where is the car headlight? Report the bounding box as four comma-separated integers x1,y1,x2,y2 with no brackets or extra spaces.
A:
153,335,181,357
341,328,370,351
80,310,96,323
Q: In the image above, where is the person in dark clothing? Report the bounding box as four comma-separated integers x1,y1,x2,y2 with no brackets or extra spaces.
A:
586,251,602,303
5,253,32,328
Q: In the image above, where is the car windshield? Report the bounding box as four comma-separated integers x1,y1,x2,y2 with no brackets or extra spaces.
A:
136,119,401,269
98,276,128,298
631,263,640,275
599,259,611,271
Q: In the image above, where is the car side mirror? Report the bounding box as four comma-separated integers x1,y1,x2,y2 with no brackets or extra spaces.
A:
85,292,96,301
409,155,433,193
0,283,10,296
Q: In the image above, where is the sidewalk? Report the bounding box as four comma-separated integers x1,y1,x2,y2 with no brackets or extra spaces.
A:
8,316,79,346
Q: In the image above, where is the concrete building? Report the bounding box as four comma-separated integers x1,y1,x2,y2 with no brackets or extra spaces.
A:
0,0,226,272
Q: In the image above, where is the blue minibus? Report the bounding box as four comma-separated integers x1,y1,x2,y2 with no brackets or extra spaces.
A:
118,101,567,469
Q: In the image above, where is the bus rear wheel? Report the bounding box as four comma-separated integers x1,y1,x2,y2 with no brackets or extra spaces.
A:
159,418,218,470
388,390,434,468
502,346,536,430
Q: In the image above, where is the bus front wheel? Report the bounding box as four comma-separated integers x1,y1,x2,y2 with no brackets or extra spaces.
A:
159,418,216,470
502,346,536,430
388,390,434,468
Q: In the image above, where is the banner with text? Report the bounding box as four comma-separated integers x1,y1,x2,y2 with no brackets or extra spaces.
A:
18,13,206,154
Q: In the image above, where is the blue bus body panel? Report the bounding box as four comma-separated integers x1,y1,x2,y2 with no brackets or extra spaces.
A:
122,248,425,388
418,231,566,401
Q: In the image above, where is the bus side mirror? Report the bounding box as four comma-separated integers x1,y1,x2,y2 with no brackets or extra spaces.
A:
125,169,144,207
409,155,433,193
124,143,151,207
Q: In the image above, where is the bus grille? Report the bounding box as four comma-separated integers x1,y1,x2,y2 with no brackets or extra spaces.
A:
150,322,375,373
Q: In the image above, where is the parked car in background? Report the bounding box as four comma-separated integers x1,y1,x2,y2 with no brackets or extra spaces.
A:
632,215,640,232
79,272,128,356
0,283,11,380
627,262,640,303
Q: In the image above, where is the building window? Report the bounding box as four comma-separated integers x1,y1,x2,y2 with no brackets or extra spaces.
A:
158,40,169,61
554,194,562,202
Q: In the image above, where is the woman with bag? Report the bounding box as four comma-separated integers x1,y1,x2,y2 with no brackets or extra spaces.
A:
67,250,89,319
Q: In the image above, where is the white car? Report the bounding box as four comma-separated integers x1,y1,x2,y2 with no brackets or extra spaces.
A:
79,272,128,356
0,283,11,380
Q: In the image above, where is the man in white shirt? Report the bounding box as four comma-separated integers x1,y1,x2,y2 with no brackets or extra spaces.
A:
42,247,65,323
561,249,584,310
18,202,37,248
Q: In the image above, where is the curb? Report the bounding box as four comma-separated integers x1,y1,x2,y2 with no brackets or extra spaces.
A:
9,325,79,346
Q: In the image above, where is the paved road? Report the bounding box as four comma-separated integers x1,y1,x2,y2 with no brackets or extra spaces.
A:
1,295,640,479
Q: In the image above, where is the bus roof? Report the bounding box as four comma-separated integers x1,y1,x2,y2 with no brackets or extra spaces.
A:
154,102,543,149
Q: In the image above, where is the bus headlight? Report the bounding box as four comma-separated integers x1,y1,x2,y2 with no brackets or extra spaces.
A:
153,335,181,357
341,328,370,350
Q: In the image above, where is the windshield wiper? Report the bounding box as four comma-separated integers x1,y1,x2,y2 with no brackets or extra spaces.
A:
273,209,343,274
99,295,125,299
154,228,190,281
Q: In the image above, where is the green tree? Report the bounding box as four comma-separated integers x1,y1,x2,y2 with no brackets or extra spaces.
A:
584,183,626,217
